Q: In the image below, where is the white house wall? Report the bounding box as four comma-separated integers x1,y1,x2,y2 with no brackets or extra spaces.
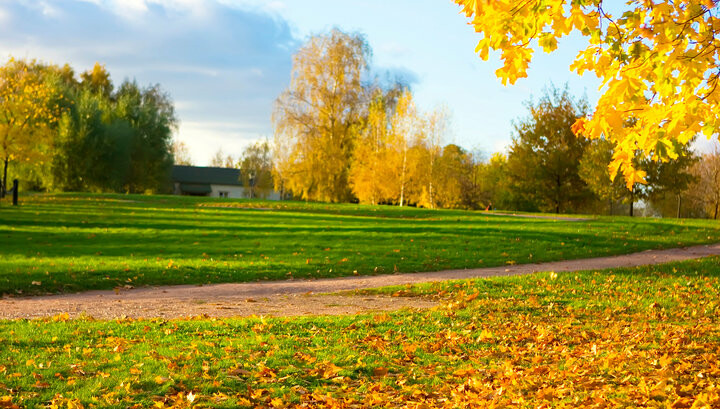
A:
210,184,247,199
209,184,282,200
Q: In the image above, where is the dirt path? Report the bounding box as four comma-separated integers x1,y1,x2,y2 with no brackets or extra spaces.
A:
2,243,719,320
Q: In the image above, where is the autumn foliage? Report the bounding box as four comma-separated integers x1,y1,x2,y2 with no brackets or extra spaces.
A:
273,29,460,208
455,0,720,188
1,257,719,407
0,58,66,192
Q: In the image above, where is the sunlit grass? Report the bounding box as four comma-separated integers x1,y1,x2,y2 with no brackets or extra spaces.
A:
0,192,719,295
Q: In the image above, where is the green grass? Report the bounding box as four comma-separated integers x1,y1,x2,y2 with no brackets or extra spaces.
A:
1,257,718,407
1,192,719,296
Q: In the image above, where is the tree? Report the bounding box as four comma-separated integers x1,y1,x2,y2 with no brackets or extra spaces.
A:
0,59,178,194
579,138,632,215
455,0,720,187
273,28,370,202
52,88,132,192
271,131,293,201
433,144,471,209
113,81,177,193
239,140,273,199
644,143,698,218
387,89,421,206
457,148,486,209
477,152,513,210
350,90,390,205
507,86,592,213
417,106,449,209
172,140,194,166
210,148,235,168
210,149,224,167
0,58,66,196
688,149,720,219
80,63,113,97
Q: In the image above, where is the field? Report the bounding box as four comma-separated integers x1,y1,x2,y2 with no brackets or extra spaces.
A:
1,193,719,296
1,257,719,407
1,194,719,408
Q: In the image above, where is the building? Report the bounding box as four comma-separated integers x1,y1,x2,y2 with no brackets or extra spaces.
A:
171,165,280,199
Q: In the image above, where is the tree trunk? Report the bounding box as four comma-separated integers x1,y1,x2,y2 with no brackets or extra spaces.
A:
428,180,434,209
399,147,407,207
676,194,682,219
609,199,613,216
714,202,718,220
428,154,434,209
1,156,8,199
555,175,561,214
629,187,634,217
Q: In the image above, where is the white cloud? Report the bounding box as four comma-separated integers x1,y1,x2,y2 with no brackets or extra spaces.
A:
692,137,720,155
39,1,63,17
0,7,9,24
218,0,285,14
178,120,269,165
0,0,298,161
103,0,148,19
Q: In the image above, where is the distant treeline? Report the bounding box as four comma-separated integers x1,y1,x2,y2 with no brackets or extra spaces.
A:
270,29,719,218
4,35,719,219
0,58,176,194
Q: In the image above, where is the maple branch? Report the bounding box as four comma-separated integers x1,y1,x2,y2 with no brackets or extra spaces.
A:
598,4,623,42
699,71,720,101
509,0,536,17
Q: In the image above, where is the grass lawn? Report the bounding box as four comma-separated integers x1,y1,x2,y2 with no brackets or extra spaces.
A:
0,193,719,296
1,257,718,408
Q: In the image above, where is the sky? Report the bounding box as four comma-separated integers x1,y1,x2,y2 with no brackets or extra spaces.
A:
0,0,714,165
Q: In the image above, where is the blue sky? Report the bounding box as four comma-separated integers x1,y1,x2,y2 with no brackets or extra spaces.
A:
0,0,638,164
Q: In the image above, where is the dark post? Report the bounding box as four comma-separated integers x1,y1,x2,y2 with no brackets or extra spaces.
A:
12,179,18,206
1,157,7,199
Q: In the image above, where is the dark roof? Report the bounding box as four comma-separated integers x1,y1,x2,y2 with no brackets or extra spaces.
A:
172,165,242,186
179,183,213,194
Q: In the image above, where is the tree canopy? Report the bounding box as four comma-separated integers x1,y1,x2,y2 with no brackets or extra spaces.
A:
0,58,66,193
273,28,370,202
0,58,177,195
454,0,720,188
507,86,591,213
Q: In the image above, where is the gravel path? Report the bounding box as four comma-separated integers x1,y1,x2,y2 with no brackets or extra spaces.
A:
2,243,719,320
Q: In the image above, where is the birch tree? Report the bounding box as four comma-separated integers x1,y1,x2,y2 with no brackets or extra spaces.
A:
273,29,370,202
388,89,419,207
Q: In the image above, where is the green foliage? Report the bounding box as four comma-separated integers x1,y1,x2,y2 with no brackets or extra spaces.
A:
113,81,177,194
507,85,593,214
579,138,632,215
433,144,472,209
0,58,177,196
52,89,132,192
643,142,698,218
474,152,513,210
239,140,273,199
